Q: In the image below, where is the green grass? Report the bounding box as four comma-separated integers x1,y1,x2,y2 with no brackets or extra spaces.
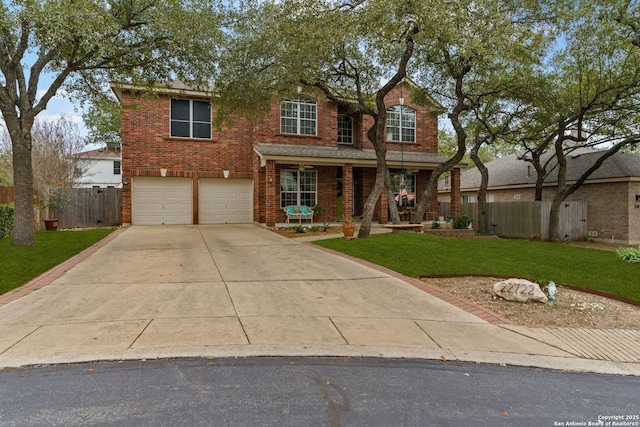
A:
0,228,116,295
314,233,640,303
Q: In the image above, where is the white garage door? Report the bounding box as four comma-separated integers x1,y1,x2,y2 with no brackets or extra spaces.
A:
199,179,253,224
132,177,193,225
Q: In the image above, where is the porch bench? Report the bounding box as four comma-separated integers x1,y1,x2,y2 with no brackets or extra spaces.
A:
384,223,424,234
284,205,313,223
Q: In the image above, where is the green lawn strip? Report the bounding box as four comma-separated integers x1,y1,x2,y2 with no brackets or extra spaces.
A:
313,233,640,303
0,228,116,295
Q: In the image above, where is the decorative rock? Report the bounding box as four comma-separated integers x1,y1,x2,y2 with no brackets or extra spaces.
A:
493,279,548,303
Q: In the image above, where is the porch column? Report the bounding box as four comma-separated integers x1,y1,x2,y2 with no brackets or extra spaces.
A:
342,164,353,220
265,160,277,226
451,168,461,218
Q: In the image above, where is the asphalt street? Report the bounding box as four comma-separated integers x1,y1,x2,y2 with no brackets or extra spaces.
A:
1,357,638,427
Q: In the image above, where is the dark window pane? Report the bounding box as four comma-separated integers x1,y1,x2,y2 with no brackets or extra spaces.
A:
171,121,190,138
192,122,211,139
171,99,190,121
193,101,211,122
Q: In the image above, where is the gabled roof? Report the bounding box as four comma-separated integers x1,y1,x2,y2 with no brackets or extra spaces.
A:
75,148,121,160
111,80,215,102
112,79,447,114
254,143,457,169
454,150,640,191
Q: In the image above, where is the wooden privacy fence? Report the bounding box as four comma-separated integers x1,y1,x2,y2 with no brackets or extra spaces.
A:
0,186,14,204
49,188,122,229
439,201,588,241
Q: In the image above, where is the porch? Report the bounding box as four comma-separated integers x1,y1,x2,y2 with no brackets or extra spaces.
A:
253,143,462,227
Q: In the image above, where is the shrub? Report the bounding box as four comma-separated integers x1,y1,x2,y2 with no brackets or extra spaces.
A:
38,188,72,215
0,204,14,239
431,220,441,229
322,222,330,231
617,246,640,263
452,214,472,229
309,226,320,232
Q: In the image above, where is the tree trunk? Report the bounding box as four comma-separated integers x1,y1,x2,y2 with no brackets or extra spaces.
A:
548,130,568,242
387,188,400,224
413,66,470,223
470,144,489,235
548,195,563,242
533,155,545,201
385,169,400,224
357,162,386,239
9,121,36,246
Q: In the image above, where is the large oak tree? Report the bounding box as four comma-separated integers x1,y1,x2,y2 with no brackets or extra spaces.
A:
0,0,225,245
510,1,640,241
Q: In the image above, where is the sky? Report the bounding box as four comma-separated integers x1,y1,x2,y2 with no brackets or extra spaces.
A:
35,73,88,135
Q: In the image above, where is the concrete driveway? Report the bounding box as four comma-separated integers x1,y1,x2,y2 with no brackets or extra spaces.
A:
0,224,636,375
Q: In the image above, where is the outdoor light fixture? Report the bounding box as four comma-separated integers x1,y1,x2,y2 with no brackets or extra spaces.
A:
123,176,129,185
223,170,230,178
160,168,167,177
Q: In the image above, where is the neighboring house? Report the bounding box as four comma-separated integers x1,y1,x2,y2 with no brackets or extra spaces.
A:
439,150,640,245
112,80,463,227
74,148,122,188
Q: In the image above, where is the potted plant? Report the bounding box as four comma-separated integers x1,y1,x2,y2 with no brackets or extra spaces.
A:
39,189,72,231
313,204,323,222
342,216,356,238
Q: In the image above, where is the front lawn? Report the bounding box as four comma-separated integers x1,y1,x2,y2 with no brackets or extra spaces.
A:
0,228,116,295
313,233,640,303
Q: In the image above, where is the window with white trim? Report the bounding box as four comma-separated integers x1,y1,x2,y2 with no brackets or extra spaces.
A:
113,160,121,175
390,173,416,194
280,169,317,207
170,99,211,139
281,97,317,136
337,115,353,144
386,105,416,142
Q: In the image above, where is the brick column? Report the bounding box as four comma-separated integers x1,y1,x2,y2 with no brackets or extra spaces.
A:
342,164,353,220
451,168,461,218
265,160,277,226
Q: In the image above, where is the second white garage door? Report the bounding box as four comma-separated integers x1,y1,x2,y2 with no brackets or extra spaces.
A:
199,179,253,224
132,177,193,225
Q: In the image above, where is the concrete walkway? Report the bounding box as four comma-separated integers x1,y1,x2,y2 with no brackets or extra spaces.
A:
0,224,638,376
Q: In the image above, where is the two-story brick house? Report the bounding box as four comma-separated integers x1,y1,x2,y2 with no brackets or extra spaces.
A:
112,80,462,226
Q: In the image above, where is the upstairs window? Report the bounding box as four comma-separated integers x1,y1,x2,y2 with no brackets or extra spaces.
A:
281,96,317,136
171,99,211,139
113,160,121,175
386,105,416,143
337,115,353,144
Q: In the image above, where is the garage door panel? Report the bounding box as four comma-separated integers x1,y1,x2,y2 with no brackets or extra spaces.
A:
200,179,253,224
132,177,193,225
